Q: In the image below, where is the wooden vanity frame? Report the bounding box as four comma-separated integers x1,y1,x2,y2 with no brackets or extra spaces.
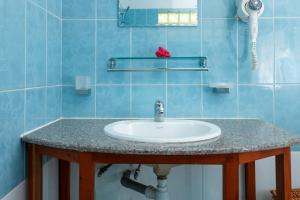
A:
27,144,291,200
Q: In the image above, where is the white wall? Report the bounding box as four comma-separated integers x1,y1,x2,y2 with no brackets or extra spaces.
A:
1,181,26,200
43,158,59,200
74,152,300,200
3,152,300,200
1,158,58,200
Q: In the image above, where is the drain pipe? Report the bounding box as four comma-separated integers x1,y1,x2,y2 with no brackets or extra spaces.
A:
155,177,169,200
121,170,170,200
121,170,156,199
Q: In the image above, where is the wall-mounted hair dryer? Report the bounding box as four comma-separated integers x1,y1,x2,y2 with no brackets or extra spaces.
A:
236,0,264,70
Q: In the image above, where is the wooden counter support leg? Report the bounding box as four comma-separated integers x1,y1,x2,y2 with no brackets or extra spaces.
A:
276,148,292,200
59,160,70,200
28,144,42,200
245,162,256,200
79,154,95,200
223,157,239,200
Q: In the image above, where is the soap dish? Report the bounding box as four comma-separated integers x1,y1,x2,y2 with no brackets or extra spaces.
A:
208,83,233,94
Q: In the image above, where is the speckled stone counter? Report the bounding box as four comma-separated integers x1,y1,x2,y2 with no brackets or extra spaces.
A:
21,119,300,155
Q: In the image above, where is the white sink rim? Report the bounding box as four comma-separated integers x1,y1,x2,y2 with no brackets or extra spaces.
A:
104,120,221,143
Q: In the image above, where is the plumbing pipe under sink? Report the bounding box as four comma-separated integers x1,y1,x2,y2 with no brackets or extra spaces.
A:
121,164,176,200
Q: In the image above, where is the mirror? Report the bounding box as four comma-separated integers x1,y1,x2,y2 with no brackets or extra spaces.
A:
118,0,198,27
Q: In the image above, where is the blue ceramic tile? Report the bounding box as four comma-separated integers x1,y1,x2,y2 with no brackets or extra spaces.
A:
275,85,300,136
62,86,95,117
62,21,95,85
96,21,130,84
239,85,274,122
97,0,118,19
47,87,61,121
202,0,236,18
30,0,47,9
26,3,47,87
203,86,237,118
47,0,62,18
167,27,202,57
275,19,300,84
96,86,130,118
0,0,25,90
292,145,300,151
47,15,62,86
261,0,273,17
0,91,25,199
167,27,202,84
167,85,202,118
131,85,166,118
63,0,95,19
202,19,237,84
238,19,274,84
167,59,202,84
275,0,300,17
26,88,46,131
131,27,166,58
131,28,166,84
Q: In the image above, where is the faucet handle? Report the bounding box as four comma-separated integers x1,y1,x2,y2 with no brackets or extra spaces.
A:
155,100,164,110
154,100,165,122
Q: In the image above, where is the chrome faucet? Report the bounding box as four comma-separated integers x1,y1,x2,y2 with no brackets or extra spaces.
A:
154,100,165,122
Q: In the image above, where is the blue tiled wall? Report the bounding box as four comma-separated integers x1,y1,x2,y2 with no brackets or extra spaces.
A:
0,0,62,198
61,0,300,144
3,0,300,198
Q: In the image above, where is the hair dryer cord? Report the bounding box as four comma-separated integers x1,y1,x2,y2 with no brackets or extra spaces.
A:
251,42,258,70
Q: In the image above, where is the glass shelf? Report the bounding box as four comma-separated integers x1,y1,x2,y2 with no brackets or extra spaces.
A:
107,56,209,72
110,56,203,60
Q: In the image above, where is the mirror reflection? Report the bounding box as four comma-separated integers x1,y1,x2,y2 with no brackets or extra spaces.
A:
119,0,198,27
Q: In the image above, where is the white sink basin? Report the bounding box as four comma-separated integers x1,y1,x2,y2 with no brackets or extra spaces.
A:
104,120,221,143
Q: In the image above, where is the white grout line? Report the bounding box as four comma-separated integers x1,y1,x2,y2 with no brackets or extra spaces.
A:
203,16,300,20
273,16,300,19
23,0,28,181
60,2,63,118
236,18,240,118
129,28,133,117
198,0,205,195
60,117,261,120
94,0,98,118
20,118,62,137
45,0,48,121
272,0,276,124
199,1,204,198
275,83,300,86
203,17,238,20
0,85,63,93
58,83,300,88
60,0,62,19
200,1,204,118
61,0,63,18
0,86,63,95
165,27,168,117
26,85,62,90
0,88,25,94
27,0,62,20
60,16,300,21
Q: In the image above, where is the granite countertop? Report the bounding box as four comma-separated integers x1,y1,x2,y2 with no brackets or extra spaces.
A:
21,119,300,155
